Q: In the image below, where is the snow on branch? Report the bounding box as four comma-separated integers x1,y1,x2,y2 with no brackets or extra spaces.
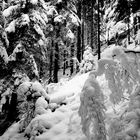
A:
5,19,16,33
90,46,140,105
79,73,106,140
3,5,19,17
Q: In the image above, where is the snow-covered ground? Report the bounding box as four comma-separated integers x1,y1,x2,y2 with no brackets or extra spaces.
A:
0,73,90,140
0,69,129,140
2,45,138,140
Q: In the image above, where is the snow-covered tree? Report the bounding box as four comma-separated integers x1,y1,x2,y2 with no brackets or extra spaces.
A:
80,45,97,73
0,0,80,135
79,72,106,140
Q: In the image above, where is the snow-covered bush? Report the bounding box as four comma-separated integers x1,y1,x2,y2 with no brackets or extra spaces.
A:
0,70,49,134
136,29,140,45
108,86,140,140
17,80,50,131
80,46,97,73
91,46,140,104
79,73,106,140
24,110,66,139
79,45,140,139
0,0,80,135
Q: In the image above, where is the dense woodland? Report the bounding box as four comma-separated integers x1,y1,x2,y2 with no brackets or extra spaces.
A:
1,0,140,140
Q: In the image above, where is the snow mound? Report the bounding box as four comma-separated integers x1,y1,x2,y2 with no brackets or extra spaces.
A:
1,73,89,140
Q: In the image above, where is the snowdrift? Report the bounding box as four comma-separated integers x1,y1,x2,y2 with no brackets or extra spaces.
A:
1,46,140,140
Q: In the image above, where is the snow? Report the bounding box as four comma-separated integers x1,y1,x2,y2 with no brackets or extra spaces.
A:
66,29,75,40
54,15,65,23
0,45,9,63
49,73,89,104
35,96,48,115
106,21,127,40
40,13,48,24
8,43,23,61
38,39,44,46
115,21,127,34
0,55,136,140
57,0,62,3
136,29,140,44
30,0,38,5
104,7,111,19
34,24,45,39
5,20,16,33
0,88,11,112
69,14,80,26
20,14,30,26
31,11,47,26
108,8,115,19
0,122,21,140
1,73,89,140
1,0,140,139
101,45,119,59
46,6,58,17
3,5,19,17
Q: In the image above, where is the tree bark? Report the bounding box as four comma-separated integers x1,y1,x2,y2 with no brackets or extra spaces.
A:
49,40,53,83
77,1,82,63
70,43,74,75
127,1,130,45
53,42,59,83
63,50,66,75
90,0,94,50
97,0,101,59
81,2,86,58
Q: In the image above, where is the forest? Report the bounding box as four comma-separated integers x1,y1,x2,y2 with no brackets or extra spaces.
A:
0,0,140,140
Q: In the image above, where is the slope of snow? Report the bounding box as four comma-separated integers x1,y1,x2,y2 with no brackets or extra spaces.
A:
0,73,89,140
49,73,89,104
0,67,128,140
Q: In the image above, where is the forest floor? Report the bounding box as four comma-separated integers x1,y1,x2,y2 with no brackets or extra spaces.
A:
0,69,128,140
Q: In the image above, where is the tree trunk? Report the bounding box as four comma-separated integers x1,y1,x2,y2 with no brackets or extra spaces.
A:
127,2,130,45
63,50,66,75
53,42,59,83
70,43,74,75
90,1,94,50
0,92,18,136
97,0,101,59
127,18,130,44
81,2,86,58
49,40,53,83
77,1,82,63
81,19,84,58
134,16,137,35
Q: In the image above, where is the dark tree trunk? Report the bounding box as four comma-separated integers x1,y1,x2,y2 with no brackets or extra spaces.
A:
0,92,18,136
127,18,130,44
81,20,84,58
127,2,130,45
39,59,43,79
81,2,86,58
70,43,74,75
63,50,66,75
97,0,101,59
138,17,140,29
77,1,82,63
49,40,53,83
53,42,59,83
90,1,94,50
134,16,137,35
